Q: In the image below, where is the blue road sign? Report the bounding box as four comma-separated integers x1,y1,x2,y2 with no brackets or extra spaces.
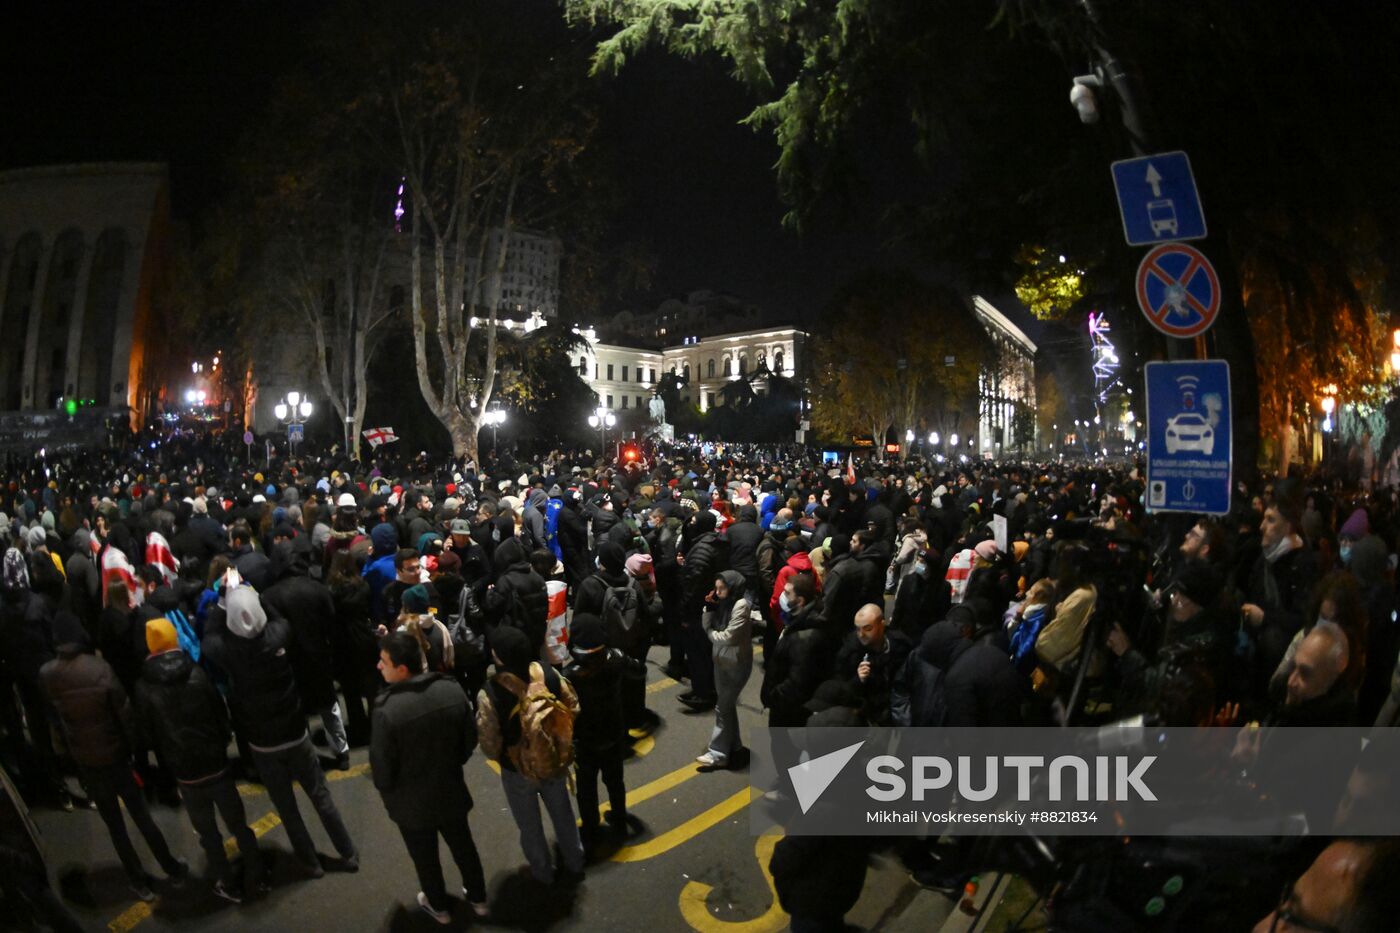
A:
1111,151,1207,246
287,423,304,443
1146,360,1231,515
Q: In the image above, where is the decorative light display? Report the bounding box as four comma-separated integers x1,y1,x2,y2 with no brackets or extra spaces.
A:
1088,311,1120,403
394,178,405,232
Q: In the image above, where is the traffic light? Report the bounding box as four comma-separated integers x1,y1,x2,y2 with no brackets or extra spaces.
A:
63,398,77,417
620,441,640,463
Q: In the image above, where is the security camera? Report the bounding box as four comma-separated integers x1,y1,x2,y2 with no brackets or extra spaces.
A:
1070,74,1103,124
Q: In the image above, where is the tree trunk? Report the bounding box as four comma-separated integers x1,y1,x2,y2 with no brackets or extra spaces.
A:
1277,395,1292,478
449,409,479,464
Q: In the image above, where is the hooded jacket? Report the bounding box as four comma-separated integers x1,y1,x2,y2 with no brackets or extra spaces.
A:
680,514,727,621
363,523,401,624
262,545,339,710
769,548,817,621
707,569,754,666
919,618,1024,727
520,488,549,552
40,644,131,768
724,511,763,586
201,587,306,749
760,600,832,727
134,649,232,784
485,537,548,650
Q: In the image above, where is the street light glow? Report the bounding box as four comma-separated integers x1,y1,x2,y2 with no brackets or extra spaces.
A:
949,433,958,447
929,432,939,445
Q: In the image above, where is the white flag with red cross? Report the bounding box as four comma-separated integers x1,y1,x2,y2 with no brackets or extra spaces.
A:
362,427,399,448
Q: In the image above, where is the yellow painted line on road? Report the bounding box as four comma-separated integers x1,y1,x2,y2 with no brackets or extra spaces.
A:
680,830,787,933
610,786,759,863
238,762,371,798
108,811,282,933
647,676,679,694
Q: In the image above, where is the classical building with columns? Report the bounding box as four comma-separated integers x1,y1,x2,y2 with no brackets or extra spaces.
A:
0,163,173,424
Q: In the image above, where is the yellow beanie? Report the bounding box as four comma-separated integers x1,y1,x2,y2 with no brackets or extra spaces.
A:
146,617,180,655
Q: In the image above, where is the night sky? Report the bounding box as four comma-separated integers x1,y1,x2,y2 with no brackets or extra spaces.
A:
0,2,1030,335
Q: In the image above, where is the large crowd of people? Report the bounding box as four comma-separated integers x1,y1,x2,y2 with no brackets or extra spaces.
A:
1,426,1399,931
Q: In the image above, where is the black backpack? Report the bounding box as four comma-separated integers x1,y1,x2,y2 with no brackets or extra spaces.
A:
600,582,643,651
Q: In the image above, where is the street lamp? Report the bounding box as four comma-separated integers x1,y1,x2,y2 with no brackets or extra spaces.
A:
482,406,507,452
273,390,313,457
929,431,939,446
949,433,959,448
587,406,616,455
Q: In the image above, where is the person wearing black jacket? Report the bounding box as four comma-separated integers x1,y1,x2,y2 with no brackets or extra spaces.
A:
563,614,645,850
908,605,1025,728
0,551,69,807
483,537,549,652
834,605,914,726
761,573,833,727
262,542,349,770
134,617,264,903
818,535,865,644
770,831,870,933
678,510,726,709
645,507,686,680
557,494,592,595
202,584,358,878
371,632,488,923
724,505,764,603
572,541,631,619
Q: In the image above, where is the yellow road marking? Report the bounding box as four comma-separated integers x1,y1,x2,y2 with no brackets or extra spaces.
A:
679,830,787,933
238,762,371,798
108,811,282,933
610,786,759,863
647,676,679,694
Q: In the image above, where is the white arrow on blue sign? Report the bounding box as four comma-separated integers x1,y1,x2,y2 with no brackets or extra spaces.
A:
1111,151,1208,246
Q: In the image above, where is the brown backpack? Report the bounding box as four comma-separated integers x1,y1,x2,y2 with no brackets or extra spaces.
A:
496,661,575,784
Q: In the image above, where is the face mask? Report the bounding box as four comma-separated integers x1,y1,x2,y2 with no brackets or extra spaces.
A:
779,592,793,614
771,521,790,532
912,562,927,576
1339,544,1352,565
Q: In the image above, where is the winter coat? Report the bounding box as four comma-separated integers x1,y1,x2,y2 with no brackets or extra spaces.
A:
485,537,548,650
819,553,868,641
707,570,754,667
563,647,643,753
201,601,306,749
39,647,131,768
770,834,868,921
231,543,273,592
760,602,833,727
521,489,549,553
329,575,377,678
371,672,475,829
0,589,55,684
261,566,340,710
680,531,726,623
556,503,592,587
1244,544,1320,679
64,545,101,634
835,630,915,726
724,520,763,589
573,566,633,620
1035,585,1098,671
916,621,1024,727
755,531,787,600
133,650,232,784
769,549,820,622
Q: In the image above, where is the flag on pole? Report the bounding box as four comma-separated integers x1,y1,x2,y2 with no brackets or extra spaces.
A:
845,452,857,486
363,427,399,448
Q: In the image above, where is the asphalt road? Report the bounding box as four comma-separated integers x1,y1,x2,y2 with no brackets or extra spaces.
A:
33,648,947,933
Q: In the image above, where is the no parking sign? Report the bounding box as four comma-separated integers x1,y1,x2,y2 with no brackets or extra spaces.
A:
1136,243,1220,338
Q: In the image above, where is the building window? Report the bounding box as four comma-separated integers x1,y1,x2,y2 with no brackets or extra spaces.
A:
707,359,716,378
739,356,748,376
636,396,643,409
683,364,691,380
621,396,628,409
578,357,587,375
649,368,656,383
607,394,614,408
622,365,629,382
775,349,785,373
707,392,716,409
607,363,614,380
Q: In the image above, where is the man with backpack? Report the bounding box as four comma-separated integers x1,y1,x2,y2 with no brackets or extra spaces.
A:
475,626,585,886
372,631,489,924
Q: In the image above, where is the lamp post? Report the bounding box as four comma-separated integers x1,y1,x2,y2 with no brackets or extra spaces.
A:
273,390,313,458
482,406,507,452
587,407,616,456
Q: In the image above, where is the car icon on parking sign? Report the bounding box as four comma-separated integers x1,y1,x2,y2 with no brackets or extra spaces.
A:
1165,412,1214,455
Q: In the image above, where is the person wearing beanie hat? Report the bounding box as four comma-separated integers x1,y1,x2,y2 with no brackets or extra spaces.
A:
562,613,644,849
386,582,454,677
203,584,360,877
475,626,586,885
134,609,265,901
145,617,180,655
1337,509,1370,565
571,539,632,622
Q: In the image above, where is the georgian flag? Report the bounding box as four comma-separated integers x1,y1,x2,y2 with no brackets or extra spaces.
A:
363,426,399,448
101,543,142,608
145,531,180,586
845,452,857,486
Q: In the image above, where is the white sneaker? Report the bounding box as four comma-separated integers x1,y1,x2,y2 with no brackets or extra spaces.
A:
417,892,451,925
696,752,728,767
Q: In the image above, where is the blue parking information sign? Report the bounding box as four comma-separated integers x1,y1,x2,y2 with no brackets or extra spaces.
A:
1146,360,1231,515
1111,151,1207,246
